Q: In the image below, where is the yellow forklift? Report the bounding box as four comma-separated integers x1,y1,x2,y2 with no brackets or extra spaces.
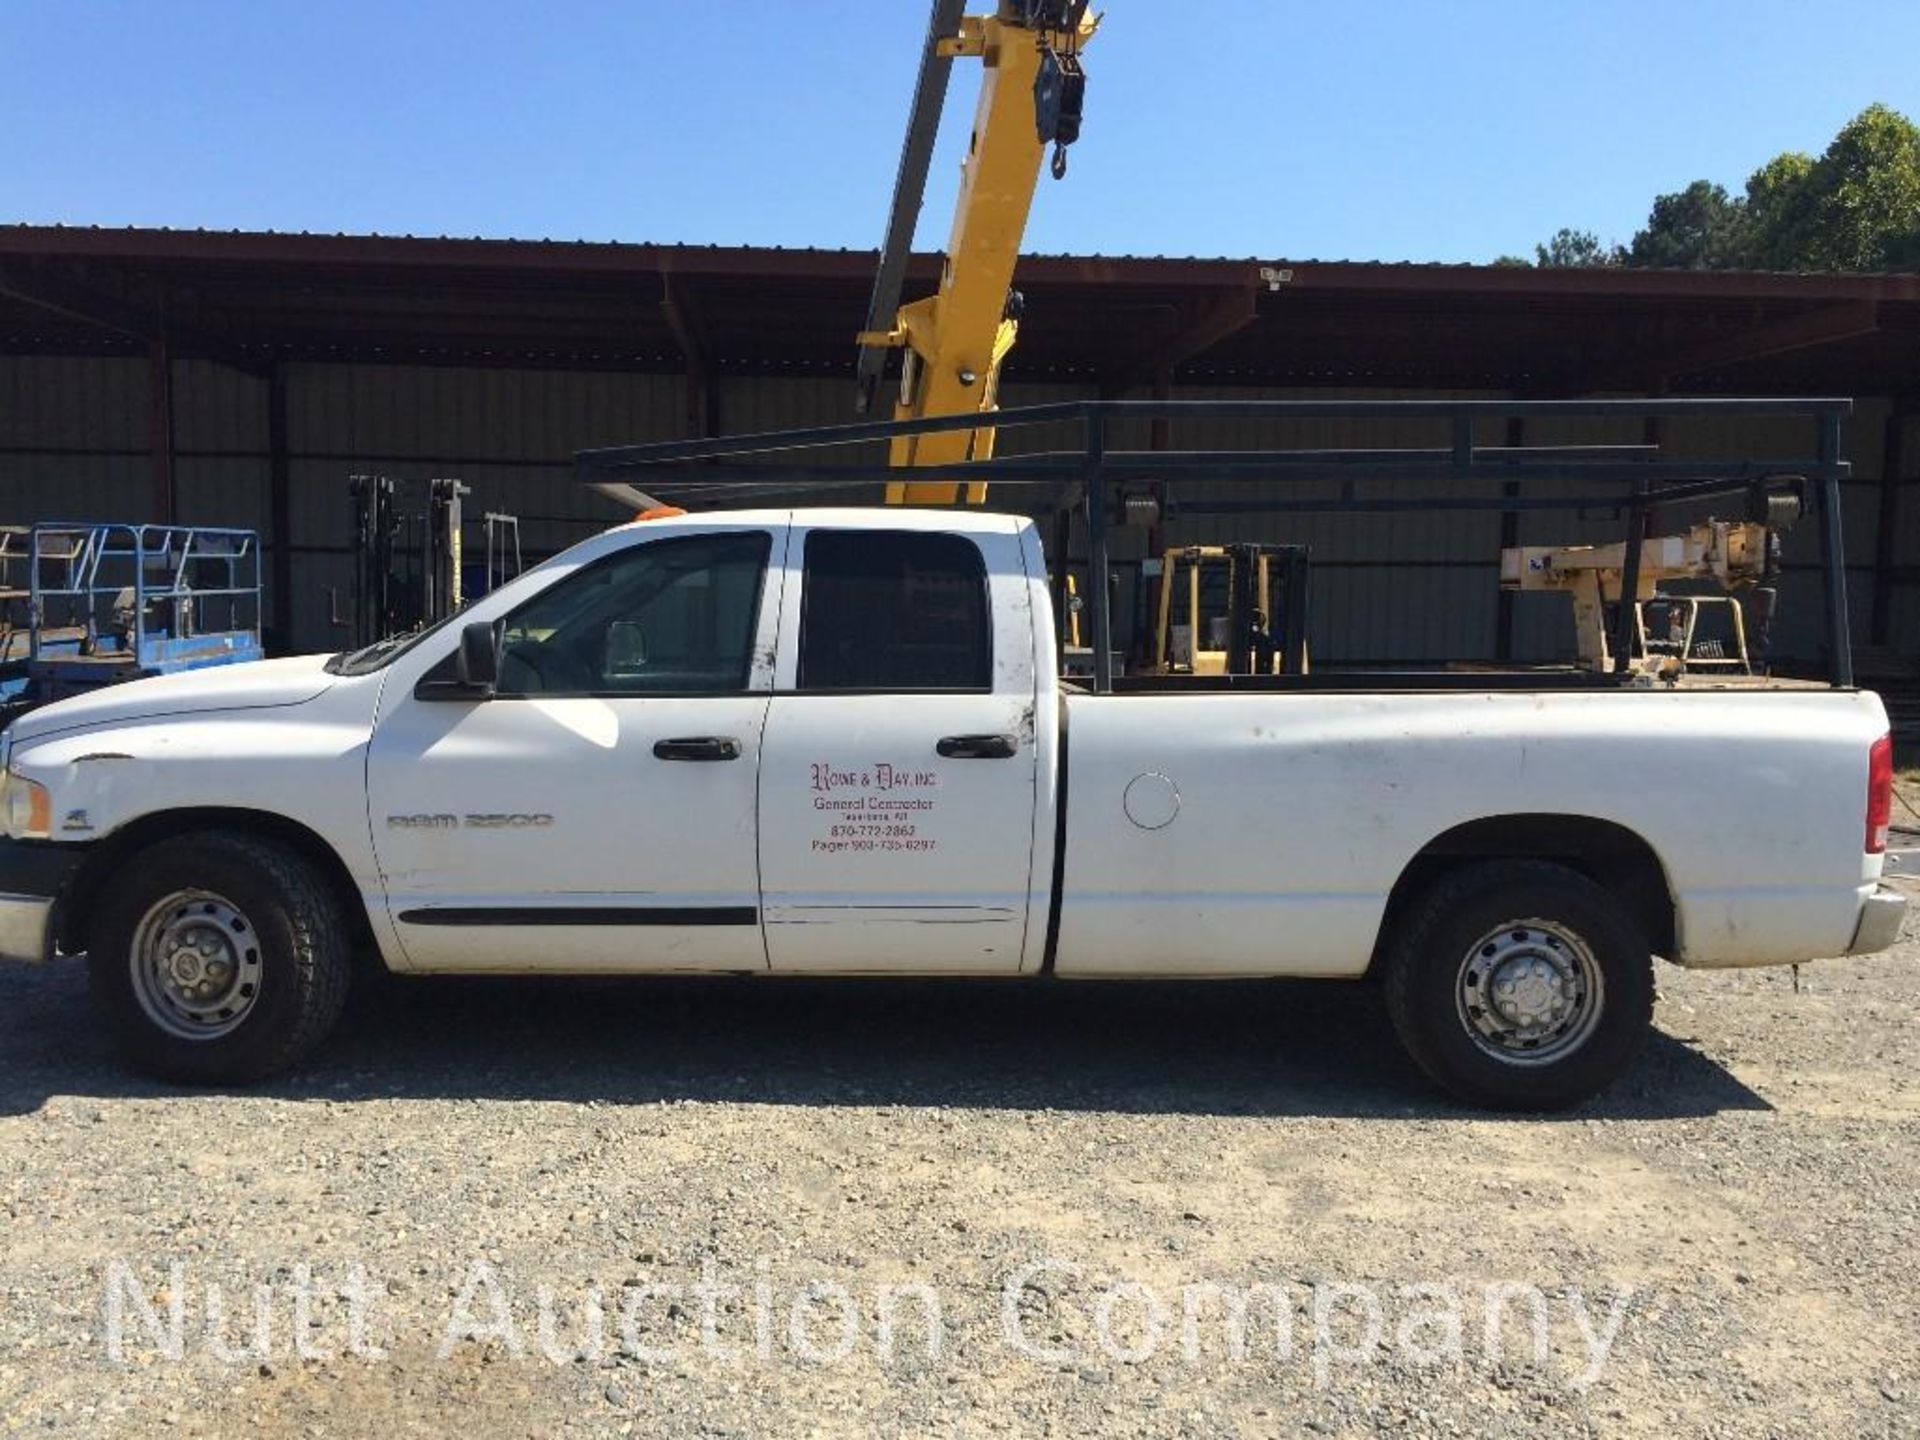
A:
1149,543,1311,677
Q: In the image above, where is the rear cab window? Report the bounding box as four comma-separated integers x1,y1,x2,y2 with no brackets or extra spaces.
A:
798,530,992,691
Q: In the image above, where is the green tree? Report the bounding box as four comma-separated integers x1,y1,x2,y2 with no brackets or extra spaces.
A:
1534,228,1623,268
1795,103,1920,270
1510,104,1920,273
1741,151,1817,267
1626,180,1747,268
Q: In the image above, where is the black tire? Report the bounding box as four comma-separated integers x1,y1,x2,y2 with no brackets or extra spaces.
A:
88,830,352,1083
1382,860,1653,1111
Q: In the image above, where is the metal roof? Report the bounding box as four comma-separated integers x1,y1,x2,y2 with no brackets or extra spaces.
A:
3,224,1919,393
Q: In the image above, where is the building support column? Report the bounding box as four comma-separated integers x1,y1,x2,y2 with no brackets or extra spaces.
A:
1870,398,1911,648
1495,415,1522,662
684,360,717,440
147,339,175,521
1148,364,1173,454
661,275,717,440
1640,384,1668,538
267,364,292,649
1140,364,1173,669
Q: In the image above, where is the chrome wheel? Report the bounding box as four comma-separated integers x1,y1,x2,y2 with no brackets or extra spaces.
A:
1455,918,1604,1066
128,890,264,1041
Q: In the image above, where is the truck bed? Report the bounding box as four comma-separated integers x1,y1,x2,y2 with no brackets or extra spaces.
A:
1051,683,1885,978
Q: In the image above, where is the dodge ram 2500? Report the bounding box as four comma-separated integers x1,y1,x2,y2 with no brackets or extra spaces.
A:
0,508,1904,1108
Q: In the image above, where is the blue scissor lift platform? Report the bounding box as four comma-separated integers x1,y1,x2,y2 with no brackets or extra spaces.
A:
1,523,264,719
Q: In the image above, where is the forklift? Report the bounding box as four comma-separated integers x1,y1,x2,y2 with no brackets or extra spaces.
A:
1149,543,1311,678
335,476,523,649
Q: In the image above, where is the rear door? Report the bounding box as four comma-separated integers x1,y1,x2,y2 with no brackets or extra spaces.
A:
756,519,1040,972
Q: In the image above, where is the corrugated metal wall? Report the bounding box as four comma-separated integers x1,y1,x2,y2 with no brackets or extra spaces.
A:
0,355,1910,665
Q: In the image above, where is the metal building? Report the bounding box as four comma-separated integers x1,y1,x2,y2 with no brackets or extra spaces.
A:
3,226,1917,666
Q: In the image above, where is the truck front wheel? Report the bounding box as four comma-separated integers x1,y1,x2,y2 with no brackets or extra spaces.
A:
88,831,352,1083
1382,860,1653,1110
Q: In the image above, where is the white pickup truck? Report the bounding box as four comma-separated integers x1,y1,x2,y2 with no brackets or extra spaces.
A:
0,507,1904,1108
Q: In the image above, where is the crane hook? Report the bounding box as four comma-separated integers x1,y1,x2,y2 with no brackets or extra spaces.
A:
1033,45,1083,181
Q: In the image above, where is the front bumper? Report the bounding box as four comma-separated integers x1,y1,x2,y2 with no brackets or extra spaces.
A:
1848,884,1910,956
0,839,88,964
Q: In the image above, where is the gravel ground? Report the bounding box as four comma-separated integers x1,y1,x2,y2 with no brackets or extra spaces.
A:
1,885,1916,1438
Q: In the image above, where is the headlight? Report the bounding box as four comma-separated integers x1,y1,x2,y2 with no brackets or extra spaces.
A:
0,770,51,840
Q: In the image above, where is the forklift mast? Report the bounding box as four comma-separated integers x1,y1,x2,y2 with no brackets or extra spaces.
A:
856,1,1094,505
340,475,516,649
1152,545,1313,679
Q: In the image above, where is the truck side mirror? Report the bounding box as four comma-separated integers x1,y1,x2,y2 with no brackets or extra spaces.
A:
455,620,500,692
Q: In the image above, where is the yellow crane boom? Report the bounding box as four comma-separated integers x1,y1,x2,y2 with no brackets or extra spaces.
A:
856,1,1095,504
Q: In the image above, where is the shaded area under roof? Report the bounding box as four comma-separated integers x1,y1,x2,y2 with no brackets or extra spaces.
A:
3,225,1920,394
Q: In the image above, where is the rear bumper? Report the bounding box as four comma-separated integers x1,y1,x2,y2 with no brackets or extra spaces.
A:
0,840,87,964
1848,884,1909,956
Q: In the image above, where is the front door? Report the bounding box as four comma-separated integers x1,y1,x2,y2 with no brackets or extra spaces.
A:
757,521,1040,972
367,523,785,972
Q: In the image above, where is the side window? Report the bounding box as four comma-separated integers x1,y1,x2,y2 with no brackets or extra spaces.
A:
495,531,770,696
799,530,991,691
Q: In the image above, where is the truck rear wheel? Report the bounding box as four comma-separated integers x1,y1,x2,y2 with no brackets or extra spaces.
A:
1382,860,1653,1110
88,831,351,1083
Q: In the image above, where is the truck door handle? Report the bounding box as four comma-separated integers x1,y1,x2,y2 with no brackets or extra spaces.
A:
652,736,741,762
936,733,1017,759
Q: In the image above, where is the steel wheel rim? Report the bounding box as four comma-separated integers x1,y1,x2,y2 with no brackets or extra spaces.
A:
1454,917,1604,1067
128,889,264,1041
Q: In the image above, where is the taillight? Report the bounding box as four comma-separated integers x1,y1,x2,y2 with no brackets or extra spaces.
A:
1866,733,1893,854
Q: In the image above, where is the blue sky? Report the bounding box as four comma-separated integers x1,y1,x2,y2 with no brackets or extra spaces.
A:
6,1,1919,263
